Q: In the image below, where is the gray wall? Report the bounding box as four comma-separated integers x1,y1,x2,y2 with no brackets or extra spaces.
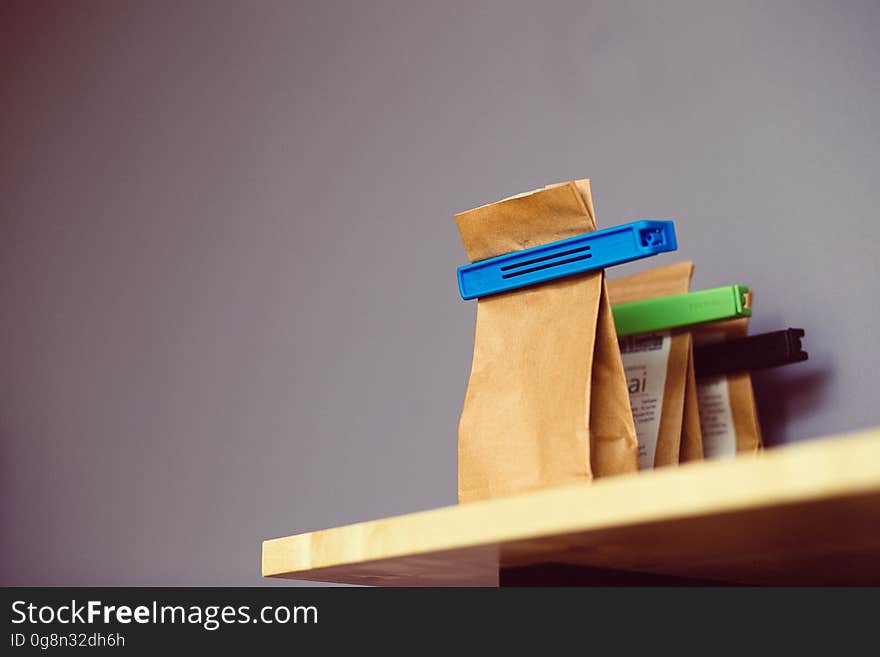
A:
2,0,878,585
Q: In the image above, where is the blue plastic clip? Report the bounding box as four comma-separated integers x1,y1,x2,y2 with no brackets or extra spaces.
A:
457,220,677,300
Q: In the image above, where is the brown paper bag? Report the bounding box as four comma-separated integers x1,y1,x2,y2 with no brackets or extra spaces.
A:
692,317,763,456
679,346,704,462
454,180,638,503
608,262,697,469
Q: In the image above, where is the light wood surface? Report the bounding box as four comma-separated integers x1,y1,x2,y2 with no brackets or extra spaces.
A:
262,427,880,585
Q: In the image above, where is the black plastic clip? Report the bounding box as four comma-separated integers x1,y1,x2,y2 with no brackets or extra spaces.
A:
694,328,808,378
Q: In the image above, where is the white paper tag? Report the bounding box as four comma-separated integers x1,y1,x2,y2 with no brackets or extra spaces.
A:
619,333,671,470
696,376,737,458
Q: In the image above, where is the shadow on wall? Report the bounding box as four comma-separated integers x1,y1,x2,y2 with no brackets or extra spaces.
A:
752,368,830,447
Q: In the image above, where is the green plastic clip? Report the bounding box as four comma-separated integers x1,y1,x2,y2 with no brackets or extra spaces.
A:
612,285,751,336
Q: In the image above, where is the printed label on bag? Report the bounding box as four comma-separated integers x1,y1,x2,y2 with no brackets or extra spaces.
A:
619,333,671,470
696,376,737,458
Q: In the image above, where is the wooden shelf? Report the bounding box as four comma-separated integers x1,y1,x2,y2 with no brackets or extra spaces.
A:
262,427,880,586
